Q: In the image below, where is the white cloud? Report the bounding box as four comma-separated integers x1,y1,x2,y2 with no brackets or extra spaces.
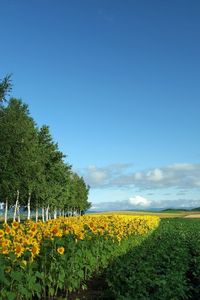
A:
81,162,200,190
146,168,163,182
129,195,152,207
168,163,197,171
134,172,143,180
80,163,133,188
85,165,109,186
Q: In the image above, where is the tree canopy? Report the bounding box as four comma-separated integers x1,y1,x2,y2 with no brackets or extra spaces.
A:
0,75,12,104
0,76,91,222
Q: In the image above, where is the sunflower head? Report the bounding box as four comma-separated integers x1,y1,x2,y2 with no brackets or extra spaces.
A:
57,246,65,255
14,243,24,257
0,229,4,238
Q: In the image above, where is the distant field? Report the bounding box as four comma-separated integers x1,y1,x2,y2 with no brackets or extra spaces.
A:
185,213,200,218
92,210,200,218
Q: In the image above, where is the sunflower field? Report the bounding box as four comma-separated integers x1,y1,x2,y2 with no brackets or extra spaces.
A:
0,215,159,299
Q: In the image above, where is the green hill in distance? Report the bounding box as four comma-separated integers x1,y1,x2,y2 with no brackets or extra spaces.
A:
161,208,200,213
191,207,200,211
161,208,190,213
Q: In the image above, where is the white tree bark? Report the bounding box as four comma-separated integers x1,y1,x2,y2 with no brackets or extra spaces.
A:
45,205,49,221
35,207,39,222
13,190,19,222
54,208,57,219
17,204,20,222
27,192,31,220
42,207,45,222
4,199,8,224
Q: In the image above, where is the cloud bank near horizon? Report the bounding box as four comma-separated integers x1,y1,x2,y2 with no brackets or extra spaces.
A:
90,196,200,211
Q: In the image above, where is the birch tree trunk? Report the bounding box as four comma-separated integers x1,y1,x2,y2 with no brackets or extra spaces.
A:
45,205,49,221
13,190,19,222
54,208,57,219
4,198,8,224
35,206,39,222
17,204,20,223
42,207,45,222
27,192,31,220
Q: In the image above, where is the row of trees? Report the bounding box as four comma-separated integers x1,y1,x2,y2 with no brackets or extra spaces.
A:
0,76,91,223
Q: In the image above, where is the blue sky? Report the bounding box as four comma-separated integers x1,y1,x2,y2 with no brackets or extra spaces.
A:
1,0,200,210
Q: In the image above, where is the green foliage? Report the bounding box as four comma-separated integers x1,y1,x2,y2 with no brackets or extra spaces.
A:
0,75,12,104
35,232,144,298
0,254,42,300
106,219,200,300
0,76,90,221
0,228,145,299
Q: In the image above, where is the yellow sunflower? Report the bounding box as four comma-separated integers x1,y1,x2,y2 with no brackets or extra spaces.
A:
57,246,65,254
0,229,4,238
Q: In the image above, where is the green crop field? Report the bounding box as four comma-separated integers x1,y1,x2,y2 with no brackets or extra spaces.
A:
103,218,200,300
61,216,200,299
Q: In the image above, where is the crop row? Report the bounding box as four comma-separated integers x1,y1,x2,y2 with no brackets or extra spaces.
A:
0,215,159,299
106,218,200,300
